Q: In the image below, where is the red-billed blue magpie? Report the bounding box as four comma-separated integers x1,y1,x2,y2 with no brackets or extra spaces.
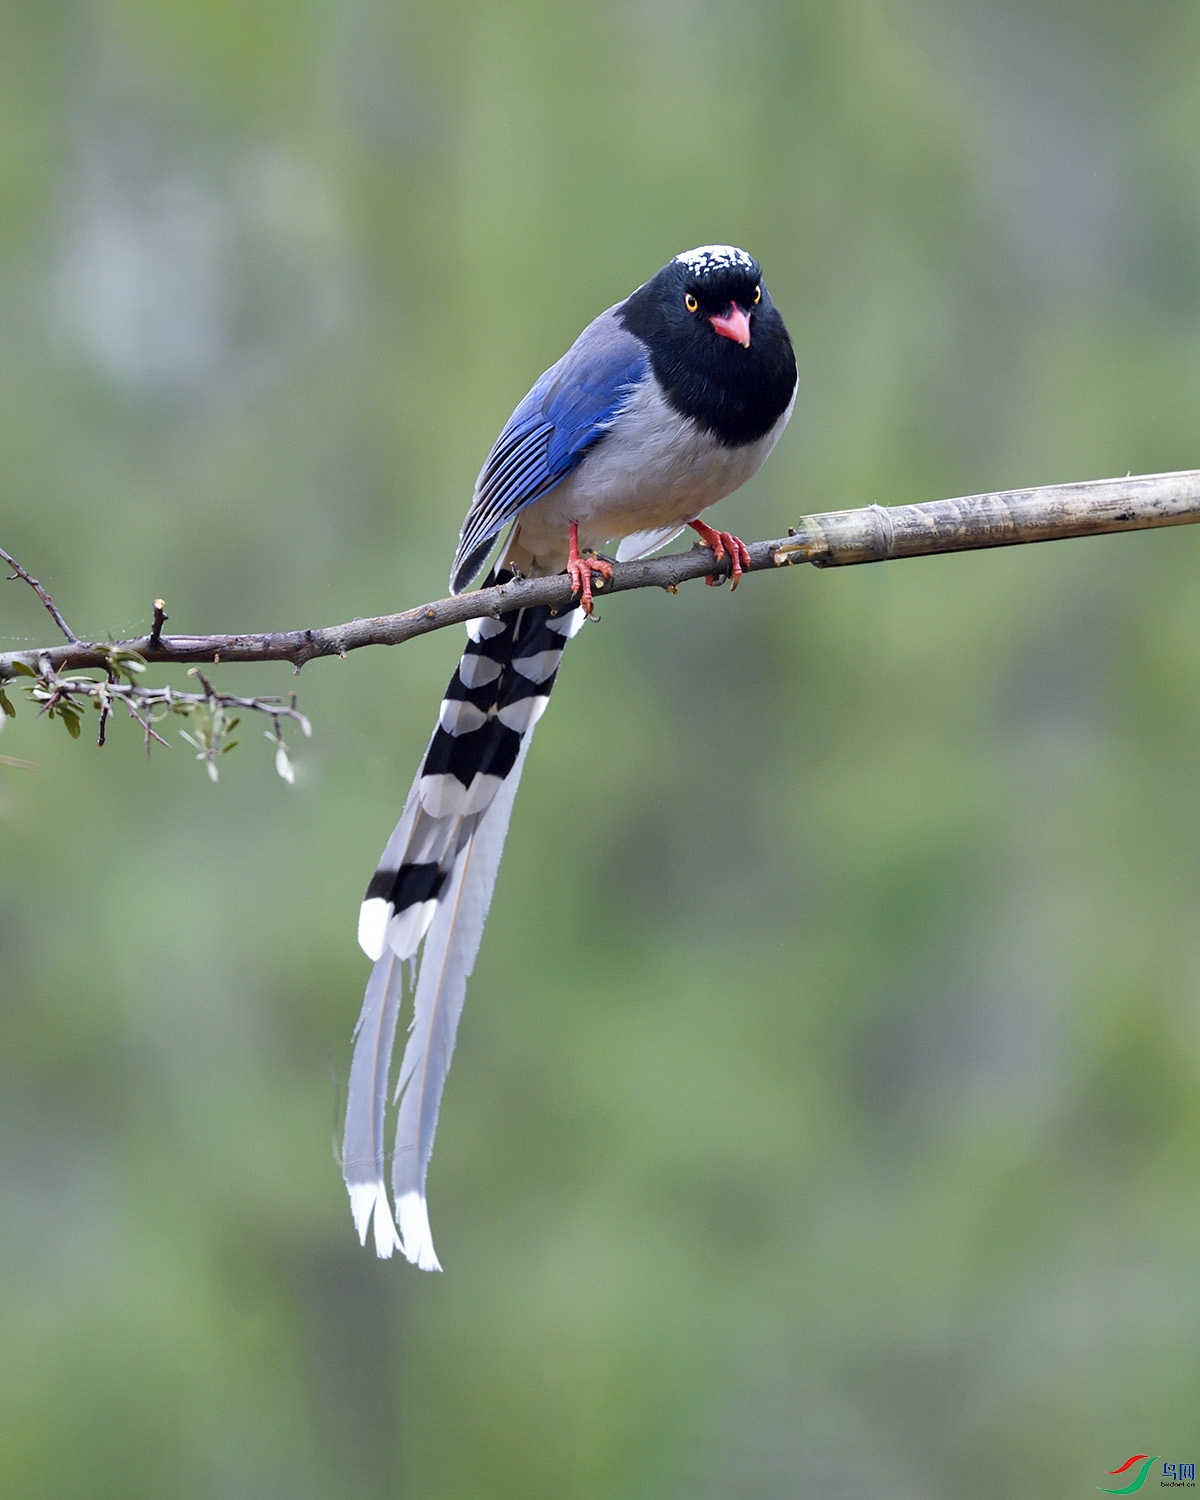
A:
343,246,797,1267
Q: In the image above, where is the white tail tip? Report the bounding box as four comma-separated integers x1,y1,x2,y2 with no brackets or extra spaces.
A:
397,1191,442,1272
357,898,390,961
348,1180,402,1259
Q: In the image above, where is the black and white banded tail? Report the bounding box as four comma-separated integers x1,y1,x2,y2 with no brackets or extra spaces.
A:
342,581,585,1268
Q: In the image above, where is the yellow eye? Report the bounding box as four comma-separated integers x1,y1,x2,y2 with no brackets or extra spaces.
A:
752,284,762,305
684,292,699,313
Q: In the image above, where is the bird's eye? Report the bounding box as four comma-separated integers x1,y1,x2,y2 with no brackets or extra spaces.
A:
684,292,699,313
752,284,762,305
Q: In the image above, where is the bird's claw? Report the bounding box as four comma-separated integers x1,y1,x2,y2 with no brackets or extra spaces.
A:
689,520,752,588
566,520,613,615
566,553,612,615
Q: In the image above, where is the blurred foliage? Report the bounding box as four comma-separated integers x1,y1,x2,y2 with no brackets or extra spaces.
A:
2,0,1200,1495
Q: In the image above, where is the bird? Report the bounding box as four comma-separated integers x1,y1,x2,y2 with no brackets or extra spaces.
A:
342,245,798,1268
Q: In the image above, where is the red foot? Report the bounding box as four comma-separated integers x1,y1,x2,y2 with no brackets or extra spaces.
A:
566,520,613,615
689,520,752,588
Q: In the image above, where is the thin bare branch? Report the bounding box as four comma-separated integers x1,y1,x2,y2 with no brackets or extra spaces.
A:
0,545,78,644
2,469,1198,681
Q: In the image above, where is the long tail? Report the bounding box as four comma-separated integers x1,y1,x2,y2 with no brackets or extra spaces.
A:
342,578,585,1268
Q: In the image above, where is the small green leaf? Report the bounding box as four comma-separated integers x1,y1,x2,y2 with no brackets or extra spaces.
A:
0,688,14,718
61,709,81,739
10,661,36,678
104,647,147,681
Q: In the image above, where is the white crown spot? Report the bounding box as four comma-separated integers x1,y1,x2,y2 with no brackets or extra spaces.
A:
673,245,756,277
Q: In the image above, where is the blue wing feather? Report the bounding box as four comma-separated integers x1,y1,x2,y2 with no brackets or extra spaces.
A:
451,310,648,592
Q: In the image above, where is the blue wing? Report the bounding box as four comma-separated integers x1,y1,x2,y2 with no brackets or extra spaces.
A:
450,309,648,593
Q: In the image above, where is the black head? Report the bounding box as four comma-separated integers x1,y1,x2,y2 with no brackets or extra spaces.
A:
618,245,797,447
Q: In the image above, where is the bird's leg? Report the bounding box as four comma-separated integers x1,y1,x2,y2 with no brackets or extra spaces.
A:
565,520,613,616
689,519,752,588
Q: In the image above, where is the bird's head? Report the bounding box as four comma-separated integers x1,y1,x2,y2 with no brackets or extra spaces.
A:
619,244,796,446
667,244,764,348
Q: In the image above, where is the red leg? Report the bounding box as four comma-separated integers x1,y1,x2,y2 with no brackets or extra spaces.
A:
689,519,752,588
566,520,613,616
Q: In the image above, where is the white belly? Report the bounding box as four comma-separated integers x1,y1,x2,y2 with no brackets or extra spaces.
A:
504,377,795,576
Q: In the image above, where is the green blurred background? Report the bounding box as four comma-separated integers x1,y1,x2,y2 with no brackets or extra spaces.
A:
2,1,1199,1495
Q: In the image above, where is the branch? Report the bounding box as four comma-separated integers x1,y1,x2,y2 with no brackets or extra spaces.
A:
2,469,1198,681
0,544,78,644
2,645,312,775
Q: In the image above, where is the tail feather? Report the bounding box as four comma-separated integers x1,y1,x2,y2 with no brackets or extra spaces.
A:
391,732,532,1271
343,577,585,1267
343,952,404,1257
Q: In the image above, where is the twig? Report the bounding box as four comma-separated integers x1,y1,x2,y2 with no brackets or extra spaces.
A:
30,675,313,730
149,599,168,650
16,654,312,766
2,469,1199,680
0,545,78,644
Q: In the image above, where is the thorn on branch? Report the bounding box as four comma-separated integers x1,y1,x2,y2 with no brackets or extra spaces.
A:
97,671,113,748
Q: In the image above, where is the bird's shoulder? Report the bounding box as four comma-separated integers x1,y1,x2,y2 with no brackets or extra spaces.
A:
512,307,649,451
